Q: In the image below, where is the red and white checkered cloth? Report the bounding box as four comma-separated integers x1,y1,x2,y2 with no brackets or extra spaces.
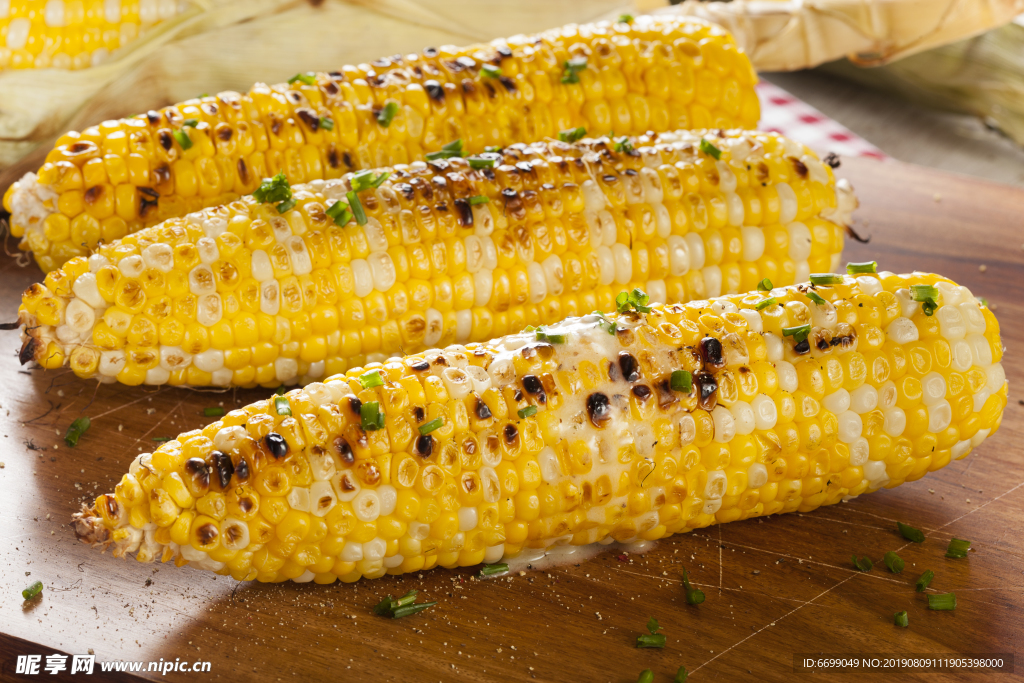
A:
757,81,887,160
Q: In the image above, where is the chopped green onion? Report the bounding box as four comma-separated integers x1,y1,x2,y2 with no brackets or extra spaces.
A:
806,290,827,306
915,570,934,592
275,386,286,396
611,136,634,154
481,63,502,78
153,437,172,442
928,592,956,611
618,13,634,23
171,129,193,150
638,670,654,683
275,198,296,214
756,278,773,292
288,72,317,86
945,538,971,559
671,370,693,393
977,297,989,307
698,138,721,160
883,551,905,574
682,569,704,605
391,602,436,618
894,611,909,628
347,190,366,226
674,666,688,683
910,284,939,302
755,297,776,311
467,153,499,169
590,311,617,335
484,145,502,153
535,327,566,344
561,57,588,84
203,407,225,417
809,273,844,285
523,325,536,333
922,301,938,316
325,200,352,227
846,261,877,274
350,169,390,192
22,580,43,600
518,406,538,419
319,116,334,131
360,401,385,431
468,195,489,205
64,416,91,447
376,101,399,127
852,555,873,572
426,139,465,161
373,590,436,618
359,370,384,389
274,396,292,416
636,634,666,648
182,118,198,127
615,288,652,314
478,562,509,578
558,126,587,143
897,521,925,543
254,173,292,205
419,418,443,435
782,324,811,344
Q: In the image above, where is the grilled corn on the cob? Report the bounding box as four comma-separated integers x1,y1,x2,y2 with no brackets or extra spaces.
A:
0,0,184,71
3,14,761,273
15,129,854,387
71,272,1007,583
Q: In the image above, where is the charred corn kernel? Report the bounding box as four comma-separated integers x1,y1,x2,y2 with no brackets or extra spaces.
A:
8,15,760,272
72,272,1005,581
18,129,851,387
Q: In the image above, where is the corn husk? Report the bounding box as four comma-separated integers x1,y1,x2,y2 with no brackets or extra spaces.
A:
0,0,631,190
640,0,1024,71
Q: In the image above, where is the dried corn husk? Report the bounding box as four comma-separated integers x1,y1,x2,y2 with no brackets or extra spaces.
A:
0,0,630,189
639,0,1024,72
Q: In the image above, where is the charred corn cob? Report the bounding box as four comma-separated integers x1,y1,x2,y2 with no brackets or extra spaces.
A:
71,271,1007,583
4,14,761,273
0,0,185,71
15,129,854,387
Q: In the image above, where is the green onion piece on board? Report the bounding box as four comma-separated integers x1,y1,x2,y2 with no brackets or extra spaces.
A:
22,580,43,600
637,670,654,683
479,563,509,578
894,611,909,627
674,666,688,683
945,538,971,559
928,593,956,611
883,551,905,574
203,407,225,417
852,555,873,572
64,416,91,447
897,521,925,543
915,570,934,593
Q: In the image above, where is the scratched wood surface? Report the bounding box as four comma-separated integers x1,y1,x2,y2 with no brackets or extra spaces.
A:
0,156,1021,683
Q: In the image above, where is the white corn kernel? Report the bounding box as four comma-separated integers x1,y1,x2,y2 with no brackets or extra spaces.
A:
711,405,735,443
192,349,224,373
142,244,174,273
310,481,337,517
776,361,798,393
958,301,986,334
350,259,373,297
849,437,869,466
777,183,798,224
666,235,690,276
367,252,396,292
457,507,478,531
920,372,946,406
886,317,919,345
441,367,472,399
352,489,381,522
849,384,878,413
729,401,755,435
936,305,966,340
966,334,993,366
740,226,765,262
747,463,768,488
286,236,313,276
595,246,615,286
287,486,311,513
188,265,216,296
196,237,219,265
883,407,906,437
838,411,863,443
678,414,696,446
98,350,126,377
750,394,777,430
118,255,144,278
702,265,722,297
196,294,222,326
159,346,191,371
704,470,727,500
526,261,547,303
541,255,564,297
786,221,811,261
928,400,952,432
260,281,280,315
822,389,850,414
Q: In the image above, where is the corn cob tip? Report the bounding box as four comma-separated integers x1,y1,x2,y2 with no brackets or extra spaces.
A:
72,503,111,549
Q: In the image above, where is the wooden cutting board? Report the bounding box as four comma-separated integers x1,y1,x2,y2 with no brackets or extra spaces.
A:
0,156,1021,683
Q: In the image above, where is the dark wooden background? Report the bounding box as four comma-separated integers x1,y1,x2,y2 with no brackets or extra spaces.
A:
0,156,1021,682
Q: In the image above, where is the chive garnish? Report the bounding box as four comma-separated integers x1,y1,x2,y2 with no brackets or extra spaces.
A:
638,670,654,683
675,667,688,683
350,169,390,192
325,200,352,227
359,370,384,389
910,284,939,316
254,173,293,214
373,590,435,618
535,327,566,343
376,101,399,127
171,129,193,150
275,386,286,395
755,297,776,311
468,195,489,205
560,57,587,84
153,437,171,442
360,401,385,431
273,396,292,416
22,580,43,600
419,418,443,435
319,116,334,131
275,198,296,214
467,154,499,169
671,370,692,393
915,570,934,592
846,261,877,274
615,288,652,314
481,63,502,78
203,407,225,417
64,416,91,447
558,126,587,143
347,190,367,226
897,521,925,543
852,555,873,572
288,72,317,86
618,13,634,23
591,311,617,335
894,611,909,627
782,324,811,344
699,138,721,160
756,278,773,292
518,406,538,419
809,273,844,285
806,290,827,306
479,563,509,578
883,551,904,574
425,139,464,161
636,617,666,648
182,118,198,127
611,136,634,154
928,593,956,611
484,145,502,153
945,538,971,559
682,569,704,605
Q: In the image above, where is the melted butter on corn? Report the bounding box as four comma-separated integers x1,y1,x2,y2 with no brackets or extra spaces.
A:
17,128,853,387
71,271,1007,583
4,14,761,273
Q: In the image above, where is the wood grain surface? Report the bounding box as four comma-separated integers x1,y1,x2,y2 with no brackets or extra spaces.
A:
0,156,1021,682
